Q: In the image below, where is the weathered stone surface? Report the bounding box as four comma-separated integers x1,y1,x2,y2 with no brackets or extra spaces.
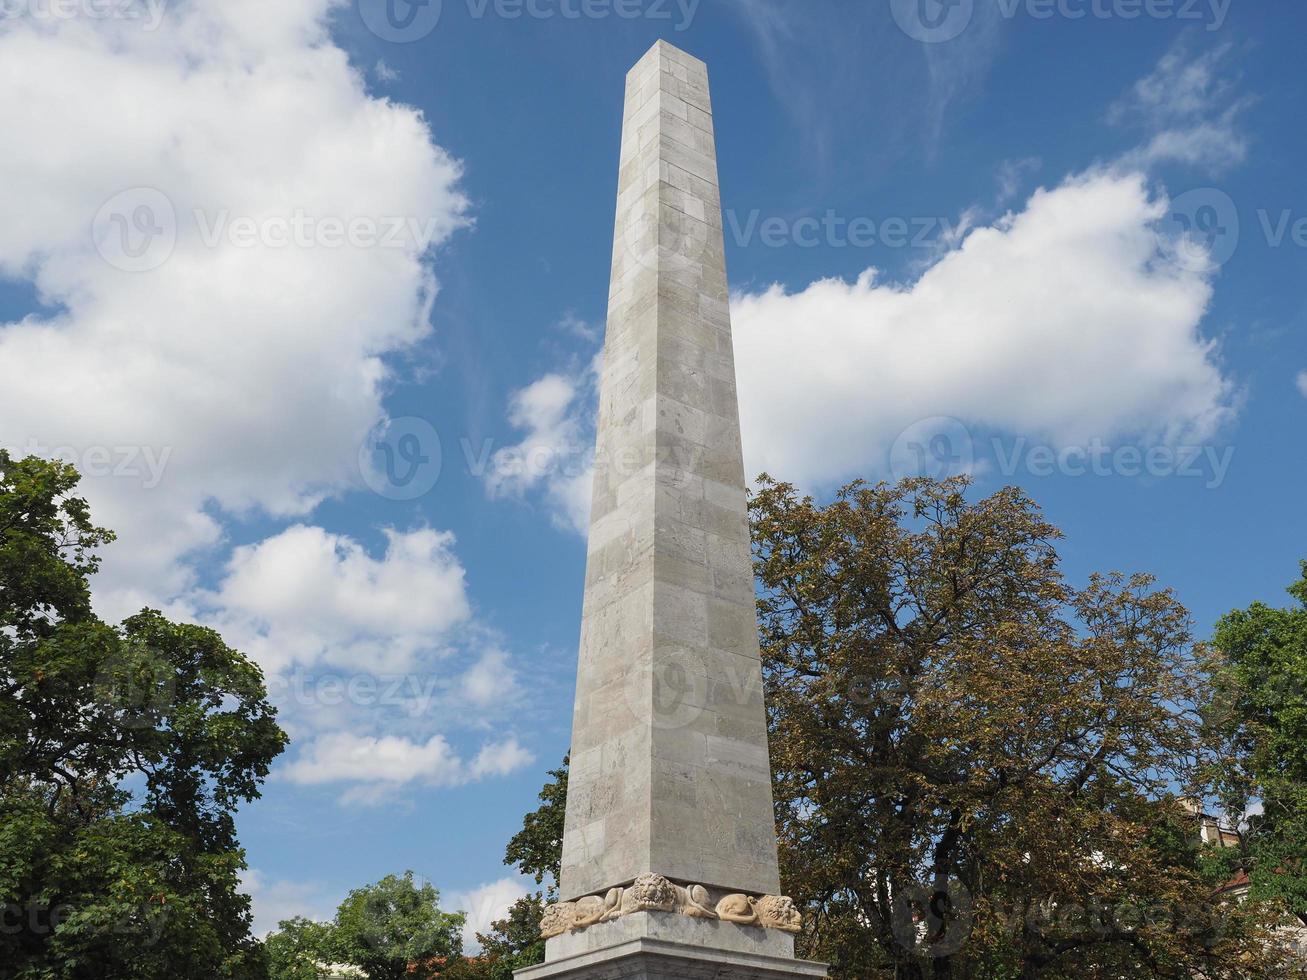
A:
519,938,827,980
561,36,780,907
532,39,826,980
545,911,795,963
540,876,802,947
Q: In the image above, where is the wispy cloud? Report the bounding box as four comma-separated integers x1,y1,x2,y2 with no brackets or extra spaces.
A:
1110,41,1251,173
482,357,600,534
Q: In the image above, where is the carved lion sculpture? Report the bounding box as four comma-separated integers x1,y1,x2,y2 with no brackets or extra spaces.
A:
628,873,678,912
756,895,803,934
600,886,626,922
715,893,759,925
540,902,575,939
573,895,607,928
680,883,718,919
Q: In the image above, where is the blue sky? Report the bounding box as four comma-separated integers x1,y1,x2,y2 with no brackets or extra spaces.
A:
1,0,1305,945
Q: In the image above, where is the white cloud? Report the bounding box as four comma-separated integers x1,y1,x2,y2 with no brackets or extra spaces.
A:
555,311,599,342
483,361,598,534
459,648,520,709
0,0,468,618
1111,43,1238,125
282,732,535,806
470,737,535,779
0,0,513,805
996,157,1042,205
1110,43,1249,173
1297,372,1307,399
284,732,464,786
731,170,1234,489
450,876,531,952
207,525,471,675
240,869,335,938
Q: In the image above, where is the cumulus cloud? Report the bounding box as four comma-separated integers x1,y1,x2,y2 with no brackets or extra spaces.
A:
730,170,1233,488
0,0,468,618
1297,372,1307,399
282,732,535,806
450,876,532,952
470,737,535,779
483,360,598,534
0,3,540,806
240,869,335,938
207,525,471,675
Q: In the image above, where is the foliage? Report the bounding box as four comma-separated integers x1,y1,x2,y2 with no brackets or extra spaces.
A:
265,873,465,980
331,872,465,980
1209,562,1307,927
0,452,286,979
262,916,335,980
749,475,1292,979
503,758,568,893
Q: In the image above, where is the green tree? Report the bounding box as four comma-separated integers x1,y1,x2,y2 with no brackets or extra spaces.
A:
1210,561,1307,926
263,916,335,980
0,452,286,979
472,758,568,979
331,872,465,980
749,475,1289,979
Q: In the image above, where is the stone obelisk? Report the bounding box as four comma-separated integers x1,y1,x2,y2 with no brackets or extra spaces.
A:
518,42,826,980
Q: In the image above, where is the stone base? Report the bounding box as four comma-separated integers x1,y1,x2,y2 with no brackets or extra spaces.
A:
515,937,828,980
547,909,795,960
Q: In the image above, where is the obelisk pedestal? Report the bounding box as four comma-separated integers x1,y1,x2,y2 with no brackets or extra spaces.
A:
517,41,826,980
